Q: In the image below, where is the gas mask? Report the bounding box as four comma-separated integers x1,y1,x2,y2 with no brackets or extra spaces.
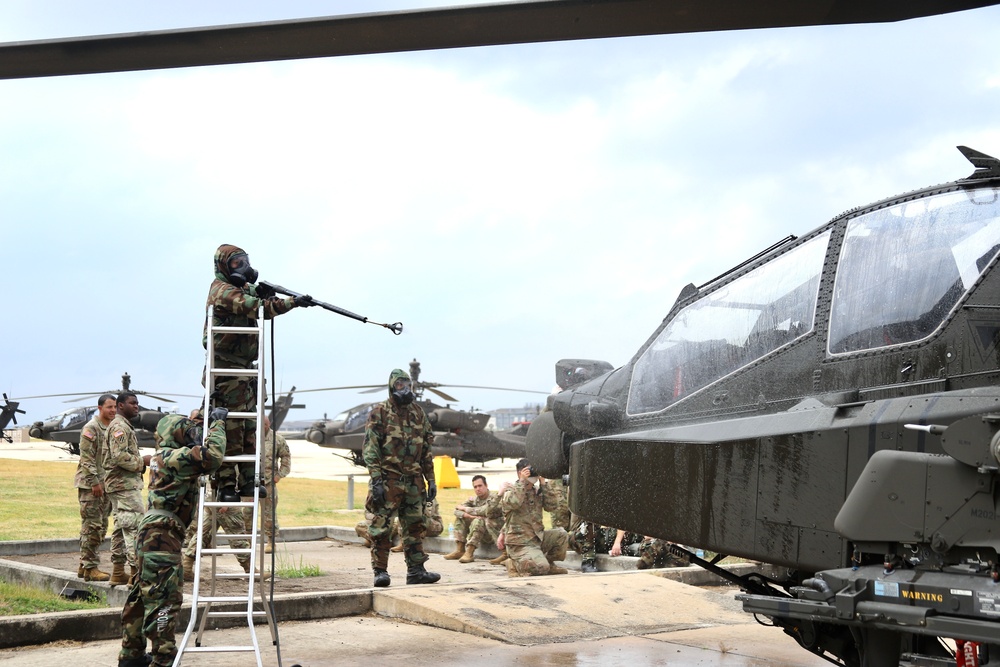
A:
392,379,415,406
228,253,259,288
185,424,204,446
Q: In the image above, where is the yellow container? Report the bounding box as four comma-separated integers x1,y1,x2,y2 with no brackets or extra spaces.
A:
433,455,461,488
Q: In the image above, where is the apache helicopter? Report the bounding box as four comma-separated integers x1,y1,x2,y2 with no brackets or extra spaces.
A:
526,147,1000,666
9,373,303,453
1,393,27,443
4,2,1000,665
299,359,546,466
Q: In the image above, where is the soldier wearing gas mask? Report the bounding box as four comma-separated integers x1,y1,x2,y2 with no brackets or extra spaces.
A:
363,368,440,587
118,408,228,667
203,244,314,502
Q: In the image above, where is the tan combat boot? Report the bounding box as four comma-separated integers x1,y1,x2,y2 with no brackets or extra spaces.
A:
547,562,569,575
109,562,129,585
182,554,195,582
443,541,466,560
390,543,404,553
83,567,111,582
459,543,476,563
488,551,509,565
264,542,273,554
77,564,85,578
505,559,522,578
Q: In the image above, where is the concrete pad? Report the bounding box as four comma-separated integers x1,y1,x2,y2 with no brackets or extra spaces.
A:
374,570,751,645
655,623,831,666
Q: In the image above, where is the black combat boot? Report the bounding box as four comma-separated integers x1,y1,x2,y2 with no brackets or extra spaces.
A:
581,558,598,573
238,481,266,498
117,652,153,667
217,486,240,503
406,563,441,585
373,569,391,587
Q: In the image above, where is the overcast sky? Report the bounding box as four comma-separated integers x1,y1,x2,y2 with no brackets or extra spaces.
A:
3,1,1000,427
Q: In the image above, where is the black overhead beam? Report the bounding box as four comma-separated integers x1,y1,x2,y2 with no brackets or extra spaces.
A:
1,0,998,80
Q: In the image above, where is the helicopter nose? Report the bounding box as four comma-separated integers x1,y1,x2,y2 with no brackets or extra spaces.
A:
305,428,325,445
525,411,567,479
29,422,44,439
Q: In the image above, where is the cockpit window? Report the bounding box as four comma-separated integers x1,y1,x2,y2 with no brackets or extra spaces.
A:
829,188,1000,355
628,232,830,415
344,405,374,432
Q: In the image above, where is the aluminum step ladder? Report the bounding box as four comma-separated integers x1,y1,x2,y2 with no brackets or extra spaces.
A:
175,305,279,666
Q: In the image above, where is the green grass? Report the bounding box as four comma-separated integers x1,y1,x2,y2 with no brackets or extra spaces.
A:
0,579,105,615
274,552,322,579
0,459,476,541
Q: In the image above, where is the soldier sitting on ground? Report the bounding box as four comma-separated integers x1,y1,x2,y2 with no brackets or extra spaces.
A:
571,522,644,572
445,474,503,564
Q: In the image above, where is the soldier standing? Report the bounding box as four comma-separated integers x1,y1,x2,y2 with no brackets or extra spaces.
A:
204,243,313,502
118,408,228,667
499,458,569,576
445,474,503,564
363,368,440,587
74,393,123,582
104,391,151,581
256,415,291,553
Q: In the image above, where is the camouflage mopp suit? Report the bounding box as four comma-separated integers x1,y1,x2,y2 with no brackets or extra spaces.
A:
204,244,299,494
119,413,227,667
364,368,440,586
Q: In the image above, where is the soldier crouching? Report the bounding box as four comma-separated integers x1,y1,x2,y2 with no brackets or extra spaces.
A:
499,458,569,577
118,409,228,667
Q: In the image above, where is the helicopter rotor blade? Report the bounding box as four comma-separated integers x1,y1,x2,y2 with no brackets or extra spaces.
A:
1,0,996,80
423,386,461,403
294,385,384,394
433,384,551,395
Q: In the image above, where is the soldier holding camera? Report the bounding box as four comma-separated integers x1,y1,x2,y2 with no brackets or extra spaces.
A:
498,458,569,576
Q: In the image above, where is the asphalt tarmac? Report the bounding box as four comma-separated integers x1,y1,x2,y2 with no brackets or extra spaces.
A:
0,438,828,667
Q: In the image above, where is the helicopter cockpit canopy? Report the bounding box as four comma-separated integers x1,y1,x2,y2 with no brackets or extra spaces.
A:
627,185,1000,416
628,231,829,415
334,404,375,433
829,188,1000,354
45,407,96,430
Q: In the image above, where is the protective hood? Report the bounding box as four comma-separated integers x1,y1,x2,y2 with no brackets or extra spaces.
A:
388,368,412,403
214,244,246,283
155,414,195,451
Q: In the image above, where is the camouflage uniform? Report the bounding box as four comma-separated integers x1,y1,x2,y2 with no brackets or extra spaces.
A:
356,511,400,544
501,478,568,576
105,414,146,568
637,538,689,570
204,244,297,491
455,491,503,549
119,414,227,667
571,521,641,561
354,499,441,544
74,415,125,570
253,428,291,544
363,369,435,570
423,498,443,537
547,477,571,531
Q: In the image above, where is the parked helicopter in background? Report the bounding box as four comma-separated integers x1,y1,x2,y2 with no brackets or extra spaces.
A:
9,373,304,454
300,359,547,466
527,147,1000,665
1,394,27,443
